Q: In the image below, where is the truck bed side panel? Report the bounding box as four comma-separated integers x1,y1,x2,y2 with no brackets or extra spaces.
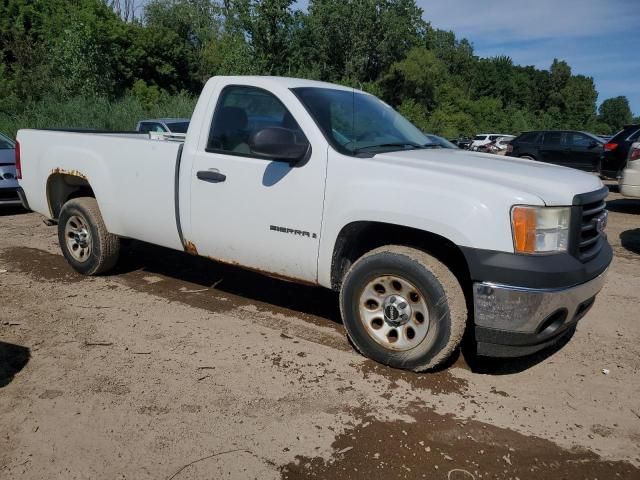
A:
18,130,183,251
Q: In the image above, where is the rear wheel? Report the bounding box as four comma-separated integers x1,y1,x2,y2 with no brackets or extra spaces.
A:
58,197,120,275
339,246,467,371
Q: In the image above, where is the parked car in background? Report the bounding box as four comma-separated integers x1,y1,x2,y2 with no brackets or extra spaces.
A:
479,136,514,155
424,134,458,149
507,130,604,172
449,137,472,149
620,142,640,198
136,118,190,134
597,134,613,142
601,124,640,179
494,136,513,152
0,132,22,206
470,134,514,151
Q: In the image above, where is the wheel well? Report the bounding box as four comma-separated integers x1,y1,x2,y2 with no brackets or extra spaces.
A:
47,173,95,220
331,222,471,294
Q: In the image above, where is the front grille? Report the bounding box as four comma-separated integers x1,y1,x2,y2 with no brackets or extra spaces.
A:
574,190,608,262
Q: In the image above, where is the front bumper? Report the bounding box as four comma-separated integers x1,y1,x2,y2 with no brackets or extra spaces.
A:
473,270,608,357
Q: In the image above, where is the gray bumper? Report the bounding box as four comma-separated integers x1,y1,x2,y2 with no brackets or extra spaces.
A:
0,186,23,206
473,270,608,357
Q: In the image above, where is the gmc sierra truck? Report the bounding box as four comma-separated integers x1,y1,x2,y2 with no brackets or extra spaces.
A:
16,76,612,371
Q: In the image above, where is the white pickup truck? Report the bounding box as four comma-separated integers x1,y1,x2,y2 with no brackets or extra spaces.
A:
16,76,612,371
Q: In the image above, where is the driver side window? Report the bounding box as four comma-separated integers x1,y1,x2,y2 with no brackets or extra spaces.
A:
207,86,304,156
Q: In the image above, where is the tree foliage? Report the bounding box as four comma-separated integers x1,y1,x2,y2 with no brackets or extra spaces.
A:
598,96,634,133
0,0,634,137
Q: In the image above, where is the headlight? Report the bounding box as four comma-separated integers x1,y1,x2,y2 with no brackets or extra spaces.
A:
511,206,571,254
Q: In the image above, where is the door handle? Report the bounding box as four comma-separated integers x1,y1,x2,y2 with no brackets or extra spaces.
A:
197,170,226,183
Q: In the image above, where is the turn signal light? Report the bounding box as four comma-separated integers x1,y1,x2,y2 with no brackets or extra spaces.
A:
511,207,537,253
511,206,570,254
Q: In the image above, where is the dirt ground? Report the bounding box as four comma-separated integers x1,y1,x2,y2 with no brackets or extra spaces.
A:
1,186,639,480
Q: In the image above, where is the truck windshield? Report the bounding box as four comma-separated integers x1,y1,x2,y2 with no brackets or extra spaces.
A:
291,87,438,156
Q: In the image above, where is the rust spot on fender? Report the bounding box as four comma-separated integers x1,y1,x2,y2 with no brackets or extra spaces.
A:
50,167,88,180
184,240,198,255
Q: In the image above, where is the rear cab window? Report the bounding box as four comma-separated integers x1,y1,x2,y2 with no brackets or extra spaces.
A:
473,135,487,141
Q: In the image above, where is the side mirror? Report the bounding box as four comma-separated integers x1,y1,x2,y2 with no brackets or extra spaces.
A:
249,127,310,164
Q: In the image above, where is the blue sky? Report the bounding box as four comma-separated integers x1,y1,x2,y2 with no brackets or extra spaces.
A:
418,0,640,115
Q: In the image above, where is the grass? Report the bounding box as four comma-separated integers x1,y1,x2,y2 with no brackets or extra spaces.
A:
0,93,197,139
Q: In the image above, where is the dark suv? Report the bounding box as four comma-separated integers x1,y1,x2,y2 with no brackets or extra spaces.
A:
506,131,604,172
601,124,640,178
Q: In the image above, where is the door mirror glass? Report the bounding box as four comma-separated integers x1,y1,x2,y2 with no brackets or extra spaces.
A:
249,127,310,163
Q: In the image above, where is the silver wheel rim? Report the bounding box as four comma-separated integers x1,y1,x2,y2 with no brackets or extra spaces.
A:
64,215,92,262
358,275,430,351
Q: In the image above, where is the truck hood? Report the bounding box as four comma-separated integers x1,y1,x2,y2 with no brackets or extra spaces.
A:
373,148,604,206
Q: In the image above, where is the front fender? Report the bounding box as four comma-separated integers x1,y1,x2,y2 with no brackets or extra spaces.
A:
316,158,543,288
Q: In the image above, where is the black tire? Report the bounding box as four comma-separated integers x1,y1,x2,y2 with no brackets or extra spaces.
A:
339,246,467,371
57,197,120,275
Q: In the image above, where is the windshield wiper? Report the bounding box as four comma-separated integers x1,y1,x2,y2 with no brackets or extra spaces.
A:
353,142,428,153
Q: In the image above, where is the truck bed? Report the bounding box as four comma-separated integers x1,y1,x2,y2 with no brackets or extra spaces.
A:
18,129,185,251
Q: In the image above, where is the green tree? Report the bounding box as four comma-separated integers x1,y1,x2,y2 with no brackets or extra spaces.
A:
380,47,447,110
301,0,425,83
561,75,598,130
144,0,220,48
598,96,633,133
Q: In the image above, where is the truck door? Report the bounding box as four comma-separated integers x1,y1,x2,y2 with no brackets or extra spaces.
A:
186,85,326,283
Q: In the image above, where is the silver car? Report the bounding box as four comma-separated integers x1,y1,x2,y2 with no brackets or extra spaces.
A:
0,132,21,206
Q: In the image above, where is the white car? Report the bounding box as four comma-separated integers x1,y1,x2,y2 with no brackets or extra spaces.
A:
470,134,514,151
0,132,22,206
16,76,611,371
620,142,640,198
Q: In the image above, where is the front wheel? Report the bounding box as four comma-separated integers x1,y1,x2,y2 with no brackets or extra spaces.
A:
58,197,120,275
339,246,467,371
